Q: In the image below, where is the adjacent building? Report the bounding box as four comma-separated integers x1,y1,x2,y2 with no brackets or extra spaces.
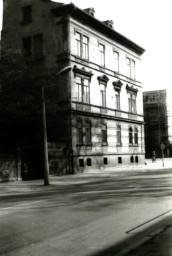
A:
1,0,145,176
143,89,172,158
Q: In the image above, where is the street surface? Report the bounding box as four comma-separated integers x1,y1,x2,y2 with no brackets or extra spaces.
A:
1,167,172,256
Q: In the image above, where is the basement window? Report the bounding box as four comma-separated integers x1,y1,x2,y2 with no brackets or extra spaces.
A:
79,159,84,167
118,157,122,164
87,158,92,166
104,157,108,165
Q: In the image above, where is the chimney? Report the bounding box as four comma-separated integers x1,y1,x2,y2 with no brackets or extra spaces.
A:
83,8,95,17
103,20,114,28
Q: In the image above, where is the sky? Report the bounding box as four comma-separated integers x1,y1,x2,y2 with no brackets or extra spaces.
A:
0,0,172,93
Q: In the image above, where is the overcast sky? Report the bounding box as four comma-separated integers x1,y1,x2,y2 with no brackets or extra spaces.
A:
1,0,172,93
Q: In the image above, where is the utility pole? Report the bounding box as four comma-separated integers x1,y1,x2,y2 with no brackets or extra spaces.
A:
42,66,72,185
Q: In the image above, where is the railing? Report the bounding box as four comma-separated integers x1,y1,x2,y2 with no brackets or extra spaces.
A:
72,101,144,122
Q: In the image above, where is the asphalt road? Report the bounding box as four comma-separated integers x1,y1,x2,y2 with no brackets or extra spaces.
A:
1,170,172,256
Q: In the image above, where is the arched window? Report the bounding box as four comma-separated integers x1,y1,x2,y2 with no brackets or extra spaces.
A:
117,124,121,145
129,127,133,145
134,128,138,145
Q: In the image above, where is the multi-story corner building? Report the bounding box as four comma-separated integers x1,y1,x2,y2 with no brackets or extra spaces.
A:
2,0,145,176
143,89,172,158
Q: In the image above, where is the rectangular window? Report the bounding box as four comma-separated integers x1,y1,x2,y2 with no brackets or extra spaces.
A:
126,57,135,79
102,124,107,144
115,90,120,110
79,159,84,167
22,5,32,24
34,34,43,59
76,77,90,103
99,44,105,67
76,32,81,57
87,158,92,166
23,37,32,57
83,36,89,59
131,60,135,79
104,157,108,165
100,84,106,107
114,51,119,72
85,123,91,145
129,128,133,145
118,157,122,164
117,125,121,145
128,93,137,113
76,122,83,145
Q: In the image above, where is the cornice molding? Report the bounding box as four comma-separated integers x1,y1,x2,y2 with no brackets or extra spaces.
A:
73,65,93,79
126,84,138,94
113,80,123,91
97,75,109,85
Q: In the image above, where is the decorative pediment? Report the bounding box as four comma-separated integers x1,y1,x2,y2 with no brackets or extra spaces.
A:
73,65,93,80
126,84,138,94
97,75,109,85
113,80,123,91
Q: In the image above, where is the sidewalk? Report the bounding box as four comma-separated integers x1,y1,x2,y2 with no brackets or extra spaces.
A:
0,158,172,198
123,217,172,256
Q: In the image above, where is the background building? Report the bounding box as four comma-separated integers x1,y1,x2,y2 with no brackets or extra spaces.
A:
1,0,145,178
143,89,172,158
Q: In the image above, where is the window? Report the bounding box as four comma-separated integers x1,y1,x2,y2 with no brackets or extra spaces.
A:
85,123,92,145
99,44,105,66
76,32,81,57
130,156,134,163
102,124,107,144
114,51,119,72
118,157,122,164
79,159,84,167
135,156,139,163
75,32,89,59
127,57,135,79
104,157,108,165
115,89,120,110
23,37,32,57
23,34,43,59
129,127,133,145
22,5,32,24
34,34,43,59
83,36,89,59
131,60,135,79
100,84,106,107
128,93,137,113
76,122,83,145
117,125,121,145
134,128,138,145
76,77,90,103
87,158,92,166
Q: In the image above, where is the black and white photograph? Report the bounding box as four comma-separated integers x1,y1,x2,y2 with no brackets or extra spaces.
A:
0,0,172,255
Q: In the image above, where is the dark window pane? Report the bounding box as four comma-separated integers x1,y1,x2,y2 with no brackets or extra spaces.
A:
104,157,108,165
118,157,122,164
22,6,32,23
23,37,32,57
79,159,84,167
87,158,92,166
34,34,43,59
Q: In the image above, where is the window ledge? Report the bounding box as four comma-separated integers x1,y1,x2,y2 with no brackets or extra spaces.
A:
116,144,122,147
102,142,108,146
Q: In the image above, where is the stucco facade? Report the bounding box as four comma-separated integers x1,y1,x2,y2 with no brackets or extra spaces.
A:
2,0,145,175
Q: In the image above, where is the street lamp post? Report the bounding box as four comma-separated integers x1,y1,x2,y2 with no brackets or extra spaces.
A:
43,65,72,186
